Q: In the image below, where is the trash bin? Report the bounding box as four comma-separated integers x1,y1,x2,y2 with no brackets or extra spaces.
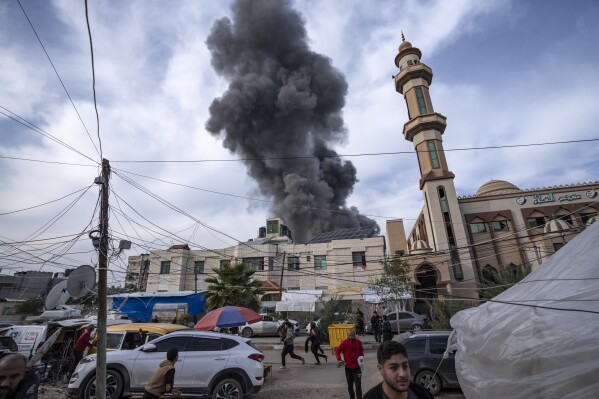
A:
328,324,355,351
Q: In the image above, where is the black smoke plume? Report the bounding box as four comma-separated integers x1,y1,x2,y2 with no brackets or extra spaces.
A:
205,0,379,243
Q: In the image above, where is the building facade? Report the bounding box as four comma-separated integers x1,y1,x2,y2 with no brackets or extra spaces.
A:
127,218,387,301
390,36,599,311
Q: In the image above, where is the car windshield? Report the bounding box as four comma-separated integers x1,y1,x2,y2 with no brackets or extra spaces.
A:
0,337,17,351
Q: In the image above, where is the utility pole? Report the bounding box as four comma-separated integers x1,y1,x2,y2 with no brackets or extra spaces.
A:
278,252,286,301
96,158,110,399
194,261,198,294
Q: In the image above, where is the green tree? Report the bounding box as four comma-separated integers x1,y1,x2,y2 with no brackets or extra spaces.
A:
204,262,264,311
478,263,532,300
15,297,43,318
317,295,351,343
369,257,411,334
427,298,478,330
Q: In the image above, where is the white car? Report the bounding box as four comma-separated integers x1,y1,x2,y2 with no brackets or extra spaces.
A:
240,316,299,338
67,330,264,399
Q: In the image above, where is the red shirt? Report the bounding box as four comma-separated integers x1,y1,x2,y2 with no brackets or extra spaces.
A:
335,338,364,369
74,330,92,352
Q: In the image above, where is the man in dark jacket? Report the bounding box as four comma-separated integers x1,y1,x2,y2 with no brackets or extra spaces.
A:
0,353,40,399
142,348,182,399
370,311,381,343
363,341,433,399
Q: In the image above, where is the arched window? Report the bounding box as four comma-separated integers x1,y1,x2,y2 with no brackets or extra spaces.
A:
482,265,498,284
527,211,546,228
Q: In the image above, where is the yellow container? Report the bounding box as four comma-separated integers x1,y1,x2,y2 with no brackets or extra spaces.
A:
327,324,356,350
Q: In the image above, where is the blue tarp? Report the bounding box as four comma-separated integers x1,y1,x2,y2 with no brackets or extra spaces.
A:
110,291,206,322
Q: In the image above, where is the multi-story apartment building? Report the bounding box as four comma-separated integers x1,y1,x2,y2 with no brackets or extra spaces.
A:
127,218,387,303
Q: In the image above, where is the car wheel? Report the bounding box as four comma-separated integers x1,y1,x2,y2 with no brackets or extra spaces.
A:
412,324,423,331
83,369,124,399
212,377,243,399
416,370,442,396
241,327,253,338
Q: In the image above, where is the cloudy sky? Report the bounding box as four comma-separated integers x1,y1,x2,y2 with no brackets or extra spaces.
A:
1,0,598,283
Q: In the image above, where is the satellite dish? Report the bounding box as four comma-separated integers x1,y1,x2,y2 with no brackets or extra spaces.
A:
45,281,70,310
67,265,96,298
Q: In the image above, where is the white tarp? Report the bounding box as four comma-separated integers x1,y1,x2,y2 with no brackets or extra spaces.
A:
361,287,412,303
450,221,599,399
275,290,322,312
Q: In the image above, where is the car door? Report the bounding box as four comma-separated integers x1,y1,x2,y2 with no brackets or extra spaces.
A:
398,313,415,331
261,317,278,335
402,338,427,372
177,336,229,389
131,335,191,389
429,336,458,385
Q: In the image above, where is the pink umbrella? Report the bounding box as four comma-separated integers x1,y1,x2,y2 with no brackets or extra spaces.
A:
194,306,263,331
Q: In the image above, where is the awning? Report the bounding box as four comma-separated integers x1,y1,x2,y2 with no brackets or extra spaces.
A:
275,290,322,312
361,287,412,304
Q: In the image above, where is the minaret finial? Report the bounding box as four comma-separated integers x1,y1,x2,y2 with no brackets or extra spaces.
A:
401,31,405,42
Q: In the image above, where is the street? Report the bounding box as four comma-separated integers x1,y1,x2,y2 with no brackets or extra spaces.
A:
40,333,464,399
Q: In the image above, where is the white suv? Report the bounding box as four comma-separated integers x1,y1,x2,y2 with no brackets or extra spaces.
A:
67,331,264,399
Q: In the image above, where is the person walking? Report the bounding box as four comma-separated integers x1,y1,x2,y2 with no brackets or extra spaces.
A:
363,341,433,399
0,354,40,399
280,320,305,369
151,315,159,323
370,311,381,343
382,315,393,342
356,309,365,335
305,321,327,364
142,348,182,399
335,329,364,399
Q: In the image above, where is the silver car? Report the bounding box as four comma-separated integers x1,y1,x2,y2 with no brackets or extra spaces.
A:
240,316,299,338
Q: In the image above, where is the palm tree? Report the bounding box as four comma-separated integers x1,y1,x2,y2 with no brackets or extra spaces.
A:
204,262,264,311
477,263,532,300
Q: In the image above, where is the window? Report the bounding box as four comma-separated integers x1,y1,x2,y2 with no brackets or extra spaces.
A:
288,256,300,270
266,220,279,234
557,214,573,225
221,338,239,350
154,337,191,352
492,220,509,232
398,313,414,320
527,216,545,228
403,339,426,354
315,285,328,290
553,242,564,252
194,261,204,274
188,337,222,351
469,222,487,234
407,59,413,66
160,261,171,274
415,86,427,114
220,260,230,269
580,212,598,224
314,255,327,270
430,337,449,354
352,252,366,268
269,257,274,271
1,307,14,315
427,140,440,169
243,257,264,271
106,333,125,350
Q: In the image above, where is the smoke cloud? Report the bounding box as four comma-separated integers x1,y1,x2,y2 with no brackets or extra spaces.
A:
205,0,379,243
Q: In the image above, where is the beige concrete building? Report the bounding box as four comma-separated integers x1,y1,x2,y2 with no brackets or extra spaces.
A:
390,36,599,313
128,218,386,302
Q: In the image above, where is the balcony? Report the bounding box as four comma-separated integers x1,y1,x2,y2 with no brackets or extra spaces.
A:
395,63,433,94
403,113,447,142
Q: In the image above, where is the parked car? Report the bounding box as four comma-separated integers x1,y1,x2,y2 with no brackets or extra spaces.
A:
68,330,265,399
367,311,432,333
240,316,299,338
87,322,190,354
396,330,459,396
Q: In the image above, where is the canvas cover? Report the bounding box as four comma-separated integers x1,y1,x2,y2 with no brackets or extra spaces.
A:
450,222,599,398
275,290,322,312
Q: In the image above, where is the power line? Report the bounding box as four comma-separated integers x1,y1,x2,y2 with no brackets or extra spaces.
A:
110,138,599,163
0,186,92,216
0,155,97,168
84,0,102,159
15,0,101,159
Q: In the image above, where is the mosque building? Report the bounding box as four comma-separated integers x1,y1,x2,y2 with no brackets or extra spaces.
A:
387,35,599,312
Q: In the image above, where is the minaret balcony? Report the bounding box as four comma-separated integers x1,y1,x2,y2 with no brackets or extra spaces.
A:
395,63,433,94
403,113,447,142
